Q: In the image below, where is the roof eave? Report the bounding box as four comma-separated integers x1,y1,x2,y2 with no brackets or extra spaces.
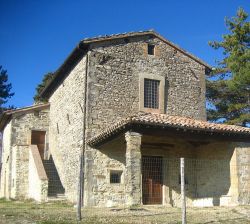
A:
151,31,212,70
0,113,11,131
80,30,212,70
39,44,88,99
40,30,212,99
88,121,250,147
0,103,50,131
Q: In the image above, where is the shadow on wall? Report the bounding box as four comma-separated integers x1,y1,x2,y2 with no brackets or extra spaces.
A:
94,135,235,207
98,136,126,165
164,156,234,206
43,156,65,197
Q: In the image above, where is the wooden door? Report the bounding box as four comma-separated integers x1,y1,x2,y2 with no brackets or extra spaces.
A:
31,130,46,159
142,156,163,204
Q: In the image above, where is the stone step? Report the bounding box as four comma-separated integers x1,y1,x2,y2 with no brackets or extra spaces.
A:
42,158,65,196
49,187,64,194
48,194,66,201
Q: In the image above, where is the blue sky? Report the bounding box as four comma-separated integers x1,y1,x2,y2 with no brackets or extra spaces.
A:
0,0,249,108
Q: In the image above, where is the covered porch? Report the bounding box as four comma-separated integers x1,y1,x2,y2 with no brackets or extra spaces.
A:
87,113,250,207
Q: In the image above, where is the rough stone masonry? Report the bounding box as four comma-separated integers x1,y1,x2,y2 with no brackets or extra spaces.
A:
1,31,249,207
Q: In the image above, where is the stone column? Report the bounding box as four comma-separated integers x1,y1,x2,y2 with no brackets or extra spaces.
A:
125,131,142,206
235,143,250,205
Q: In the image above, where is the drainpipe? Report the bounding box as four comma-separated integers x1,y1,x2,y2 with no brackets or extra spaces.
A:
77,44,90,221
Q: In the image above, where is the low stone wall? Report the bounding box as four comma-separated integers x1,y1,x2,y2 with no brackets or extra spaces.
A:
11,145,29,199
28,145,48,202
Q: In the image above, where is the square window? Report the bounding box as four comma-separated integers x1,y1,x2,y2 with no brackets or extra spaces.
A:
110,171,122,184
148,44,155,55
144,79,160,109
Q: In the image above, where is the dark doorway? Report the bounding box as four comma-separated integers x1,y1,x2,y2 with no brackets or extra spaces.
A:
142,156,163,204
31,130,46,159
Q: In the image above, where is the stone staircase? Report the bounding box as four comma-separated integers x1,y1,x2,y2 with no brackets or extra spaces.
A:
43,157,65,199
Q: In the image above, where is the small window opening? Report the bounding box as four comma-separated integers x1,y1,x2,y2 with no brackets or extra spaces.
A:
148,44,155,55
124,38,129,43
34,111,40,116
110,171,122,184
67,114,71,124
57,123,60,134
144,78,160,109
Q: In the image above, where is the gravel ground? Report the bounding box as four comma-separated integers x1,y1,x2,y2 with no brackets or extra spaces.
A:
0,199,249,224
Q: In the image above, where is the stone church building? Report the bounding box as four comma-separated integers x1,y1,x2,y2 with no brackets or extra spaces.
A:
0,30,250,207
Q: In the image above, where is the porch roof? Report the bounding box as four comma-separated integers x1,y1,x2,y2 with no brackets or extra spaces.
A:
87,112,250,147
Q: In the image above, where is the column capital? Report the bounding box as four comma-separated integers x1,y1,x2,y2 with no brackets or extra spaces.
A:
125,131,142,140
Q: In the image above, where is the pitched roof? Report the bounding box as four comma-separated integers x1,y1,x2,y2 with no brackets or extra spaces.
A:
81,30,211,68
87,112,250,146
0,103,50,131
40,30,212,98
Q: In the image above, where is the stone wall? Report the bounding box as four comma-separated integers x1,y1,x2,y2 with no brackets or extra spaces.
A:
85,132,242,207
10,145,29,199
11,108,50,146
85,136,126,207
0,120,12,198
49,56,86,202
84,35,207,207
193,142,236,207
15,146,29,199
236,143,250,205
141,135,198,207
0,107,49,200
11,108,49,200
87,35,206,137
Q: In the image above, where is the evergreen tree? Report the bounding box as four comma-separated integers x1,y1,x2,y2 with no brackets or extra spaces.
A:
0,66,14,114
34,72,54,103
207,7,250,126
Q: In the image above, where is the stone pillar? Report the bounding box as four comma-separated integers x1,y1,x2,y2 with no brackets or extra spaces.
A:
235,143,250,205
125,131,142,206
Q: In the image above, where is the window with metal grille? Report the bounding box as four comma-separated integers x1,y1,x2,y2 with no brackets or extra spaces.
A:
148,44,155,55
144,79,160,109
110,171,122,184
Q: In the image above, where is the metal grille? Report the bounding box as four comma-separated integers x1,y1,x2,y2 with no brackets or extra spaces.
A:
110,171,122,183
144,79,160,109
148,44,155,55
142,156,163,204
141,157,235,206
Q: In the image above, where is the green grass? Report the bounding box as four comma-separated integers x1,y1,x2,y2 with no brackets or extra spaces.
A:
0,199,249,224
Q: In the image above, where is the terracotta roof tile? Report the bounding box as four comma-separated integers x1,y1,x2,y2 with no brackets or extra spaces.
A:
81,30,152,43
87,112,250,146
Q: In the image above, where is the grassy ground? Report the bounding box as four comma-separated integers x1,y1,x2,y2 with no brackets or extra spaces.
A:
0,199,250,224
